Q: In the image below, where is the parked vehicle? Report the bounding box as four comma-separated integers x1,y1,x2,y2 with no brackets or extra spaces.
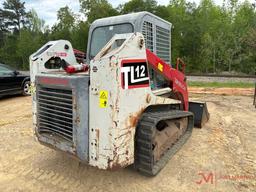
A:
0,63,30,97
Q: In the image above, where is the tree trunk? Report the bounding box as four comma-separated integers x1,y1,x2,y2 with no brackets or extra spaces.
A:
213,47,216,73
228,59,231,73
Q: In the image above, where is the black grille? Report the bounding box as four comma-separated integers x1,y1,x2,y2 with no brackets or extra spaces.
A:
37,86,73,143
142,21,153,52
156,26,170,63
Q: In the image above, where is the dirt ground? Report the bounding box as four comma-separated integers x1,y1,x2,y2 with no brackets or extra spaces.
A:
0,92,255,192
189,87,254,96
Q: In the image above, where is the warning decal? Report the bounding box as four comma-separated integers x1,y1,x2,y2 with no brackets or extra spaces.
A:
158,63,163,72
99,90,108,108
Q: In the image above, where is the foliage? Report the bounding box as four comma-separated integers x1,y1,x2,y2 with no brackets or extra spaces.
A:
0,0,28,32
50,6,76,42
120,0,158,14
79,0,118,23
27,9,45,33
0,0,255,74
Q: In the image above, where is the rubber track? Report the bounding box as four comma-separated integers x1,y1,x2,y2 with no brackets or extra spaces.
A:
135,110,194,176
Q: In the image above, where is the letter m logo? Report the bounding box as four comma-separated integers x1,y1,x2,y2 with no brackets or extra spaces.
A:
195,172,214,185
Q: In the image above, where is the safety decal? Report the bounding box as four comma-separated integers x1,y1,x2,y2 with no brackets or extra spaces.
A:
121,60,149,89
99,90,108,108
158,62,163,72
28,83,36,95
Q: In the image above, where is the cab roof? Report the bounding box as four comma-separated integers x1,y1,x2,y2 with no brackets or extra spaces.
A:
90,11,171,28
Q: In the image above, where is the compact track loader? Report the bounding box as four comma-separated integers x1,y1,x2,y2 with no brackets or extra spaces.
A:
30,12,209,176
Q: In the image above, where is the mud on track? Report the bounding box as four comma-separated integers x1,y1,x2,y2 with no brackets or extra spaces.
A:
0,93,255,192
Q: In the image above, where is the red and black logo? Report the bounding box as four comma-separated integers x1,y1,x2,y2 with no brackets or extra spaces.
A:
121,59,149,89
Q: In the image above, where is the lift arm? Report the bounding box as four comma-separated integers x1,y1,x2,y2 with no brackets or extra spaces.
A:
146,49,189,111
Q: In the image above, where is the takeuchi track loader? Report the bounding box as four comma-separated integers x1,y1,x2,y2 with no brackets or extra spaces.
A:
30,12,209,176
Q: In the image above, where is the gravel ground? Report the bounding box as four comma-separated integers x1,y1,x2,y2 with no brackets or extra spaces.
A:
187,76,255,83
0,93,255,192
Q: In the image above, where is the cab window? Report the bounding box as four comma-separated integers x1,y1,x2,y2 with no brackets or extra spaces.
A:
90,23,133,59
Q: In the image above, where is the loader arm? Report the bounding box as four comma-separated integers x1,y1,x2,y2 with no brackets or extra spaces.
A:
146,49,189,111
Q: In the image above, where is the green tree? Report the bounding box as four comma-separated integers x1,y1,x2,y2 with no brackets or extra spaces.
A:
56,6,75,30
242,28,256,74
0,11,6,48
50,6,89,53
0,35,19,67
199,33,214,73
0,0,28,33
165,0,196,70
51,6,76,41
232,1,256,73
154,5,170,20
71,21,89,51
27,9,45,33
16,29,43,69
16,10,46,69
120,0,158,14
195,0,225,73
1,0,256,73
79,0,118,23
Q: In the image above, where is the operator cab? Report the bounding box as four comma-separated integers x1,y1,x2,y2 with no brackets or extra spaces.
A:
87,12,172,90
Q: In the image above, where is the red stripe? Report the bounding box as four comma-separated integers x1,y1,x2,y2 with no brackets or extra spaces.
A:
128,84,149,89
39,77,68,86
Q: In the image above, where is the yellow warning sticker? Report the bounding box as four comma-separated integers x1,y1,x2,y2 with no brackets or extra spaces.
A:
158,63,163,72
99,90,108,108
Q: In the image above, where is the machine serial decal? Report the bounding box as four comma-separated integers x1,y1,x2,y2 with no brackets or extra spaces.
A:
121,60,149,89
99,90,108,108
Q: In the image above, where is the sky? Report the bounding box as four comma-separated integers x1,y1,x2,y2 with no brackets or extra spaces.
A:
0,0,254,27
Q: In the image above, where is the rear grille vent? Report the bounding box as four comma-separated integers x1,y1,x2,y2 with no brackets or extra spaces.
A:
142,21,154,52
37,86,73,143
156,26,170,63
